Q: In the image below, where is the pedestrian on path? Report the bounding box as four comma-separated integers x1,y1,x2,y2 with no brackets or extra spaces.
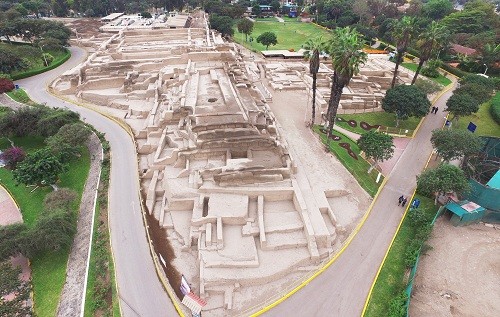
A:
402,197,408,207
431,106,436,114
398,195,404,206
433,106,439,114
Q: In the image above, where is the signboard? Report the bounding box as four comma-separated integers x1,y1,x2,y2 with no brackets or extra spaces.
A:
467,122,477,133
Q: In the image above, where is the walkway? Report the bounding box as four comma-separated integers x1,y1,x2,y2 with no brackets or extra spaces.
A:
265,80,457,316
0,93,25,110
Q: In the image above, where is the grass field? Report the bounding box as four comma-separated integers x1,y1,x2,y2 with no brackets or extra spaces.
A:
233,19,331,51
6,89,37,106
0,136,91,317
364,195,438,317
455,94,500,137
337,112,421,136
314,126,383,197
401,62,452,87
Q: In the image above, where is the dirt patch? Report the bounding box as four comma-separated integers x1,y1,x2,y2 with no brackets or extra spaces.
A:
360,121,380,131
339,143,358,160
409,217,500,317
144,209,183,300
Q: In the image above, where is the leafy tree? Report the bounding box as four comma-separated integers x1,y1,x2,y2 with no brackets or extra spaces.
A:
454,83,493,105
140,11,152,19
36,108,80,137
270,0,280,13
0,77,14,93
210,14,234,36
0,223,28,260
13,148,67,186
357,131,395,172
417,164,469,203
479,43,500,74
445,93,479,121
423,0,454,20
459,74,495,90
325,27,367,140
52,0,69,17
0,146,26,169
257,31,278,49
431,129,483,162
0,260,32,317
0,50,26,74
31,210,76,252
237,18,254,42
46,123,91,161
303,36,324,126
411,21,448,84
390,16,418,87
0,107,45,137
382,85,430,126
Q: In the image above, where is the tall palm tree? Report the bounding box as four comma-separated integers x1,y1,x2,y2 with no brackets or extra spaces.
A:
303,36,324,127
390,16,417,88
326,27,367,140
481,43,500,74
411,21,448,84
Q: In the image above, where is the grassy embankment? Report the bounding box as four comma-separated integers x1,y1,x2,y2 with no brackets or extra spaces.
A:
0,136,90,317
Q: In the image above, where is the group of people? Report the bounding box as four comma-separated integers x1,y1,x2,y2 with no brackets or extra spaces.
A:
430,106,439,114
398,195,408,207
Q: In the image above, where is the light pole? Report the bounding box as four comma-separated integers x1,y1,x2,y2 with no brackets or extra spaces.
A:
483,63,488,75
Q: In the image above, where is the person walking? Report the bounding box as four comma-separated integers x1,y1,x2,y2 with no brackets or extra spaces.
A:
434,106,439,114
402,197,408,207
431,106,436,114
398,195,404,206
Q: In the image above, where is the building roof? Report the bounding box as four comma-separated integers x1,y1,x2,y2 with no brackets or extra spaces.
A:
450,43,477,56
446,200,485,217
486,170,500,189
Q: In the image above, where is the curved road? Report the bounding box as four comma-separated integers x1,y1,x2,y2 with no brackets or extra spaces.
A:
17,47,176,317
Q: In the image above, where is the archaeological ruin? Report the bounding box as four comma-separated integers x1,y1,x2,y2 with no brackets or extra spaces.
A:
52,15,411,315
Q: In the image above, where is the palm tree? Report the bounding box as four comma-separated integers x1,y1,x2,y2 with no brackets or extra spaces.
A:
390,16,417,88
411,21,448,84
481,43,500,74
326,27,367,140
303,36,324,127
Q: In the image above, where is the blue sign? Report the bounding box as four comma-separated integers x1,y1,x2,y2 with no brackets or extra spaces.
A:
467,122,477,133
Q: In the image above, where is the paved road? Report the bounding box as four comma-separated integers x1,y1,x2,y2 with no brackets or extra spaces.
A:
16,47,176,317
265,86,456,316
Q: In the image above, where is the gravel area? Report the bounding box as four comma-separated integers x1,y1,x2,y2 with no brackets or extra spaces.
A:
56,133,103,317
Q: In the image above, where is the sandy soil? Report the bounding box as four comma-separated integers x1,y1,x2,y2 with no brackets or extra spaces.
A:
409,217,500,317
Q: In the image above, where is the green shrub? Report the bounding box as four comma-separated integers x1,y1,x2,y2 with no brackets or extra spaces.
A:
490,93,500,125
441,63,468,78
388,291,409,317
42,53,54,67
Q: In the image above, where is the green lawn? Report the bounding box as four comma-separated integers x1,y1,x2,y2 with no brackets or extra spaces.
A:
455,96,500,137
364,195,438,317
401,62,452,87
6,89,36,106
0,137,91,317
233,19,331,51
314,126,383,197
337,112,422,137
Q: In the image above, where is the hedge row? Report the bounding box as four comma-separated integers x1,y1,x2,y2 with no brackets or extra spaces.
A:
490,92,500,125
11,49,71,81
440,62,469,78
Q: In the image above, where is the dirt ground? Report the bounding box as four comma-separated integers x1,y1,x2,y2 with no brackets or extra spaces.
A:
409,217,500,317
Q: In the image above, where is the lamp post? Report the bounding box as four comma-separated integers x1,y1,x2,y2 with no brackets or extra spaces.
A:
483,63,488,75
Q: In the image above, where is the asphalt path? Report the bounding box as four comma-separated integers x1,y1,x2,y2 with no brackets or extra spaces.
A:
17,47,176,317
265,85,456,316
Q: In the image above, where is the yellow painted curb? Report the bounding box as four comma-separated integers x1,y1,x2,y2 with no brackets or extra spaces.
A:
45,89,186,316
361,113,450,316
245,176,389,316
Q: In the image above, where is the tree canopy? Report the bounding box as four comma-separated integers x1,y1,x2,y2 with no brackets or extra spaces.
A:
445,92,479,121
382,85,431,126
13,148,67,186
417,164,469,199
357,131,395,172
237,18,254,41
257,32,278,50
431,129,483,162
